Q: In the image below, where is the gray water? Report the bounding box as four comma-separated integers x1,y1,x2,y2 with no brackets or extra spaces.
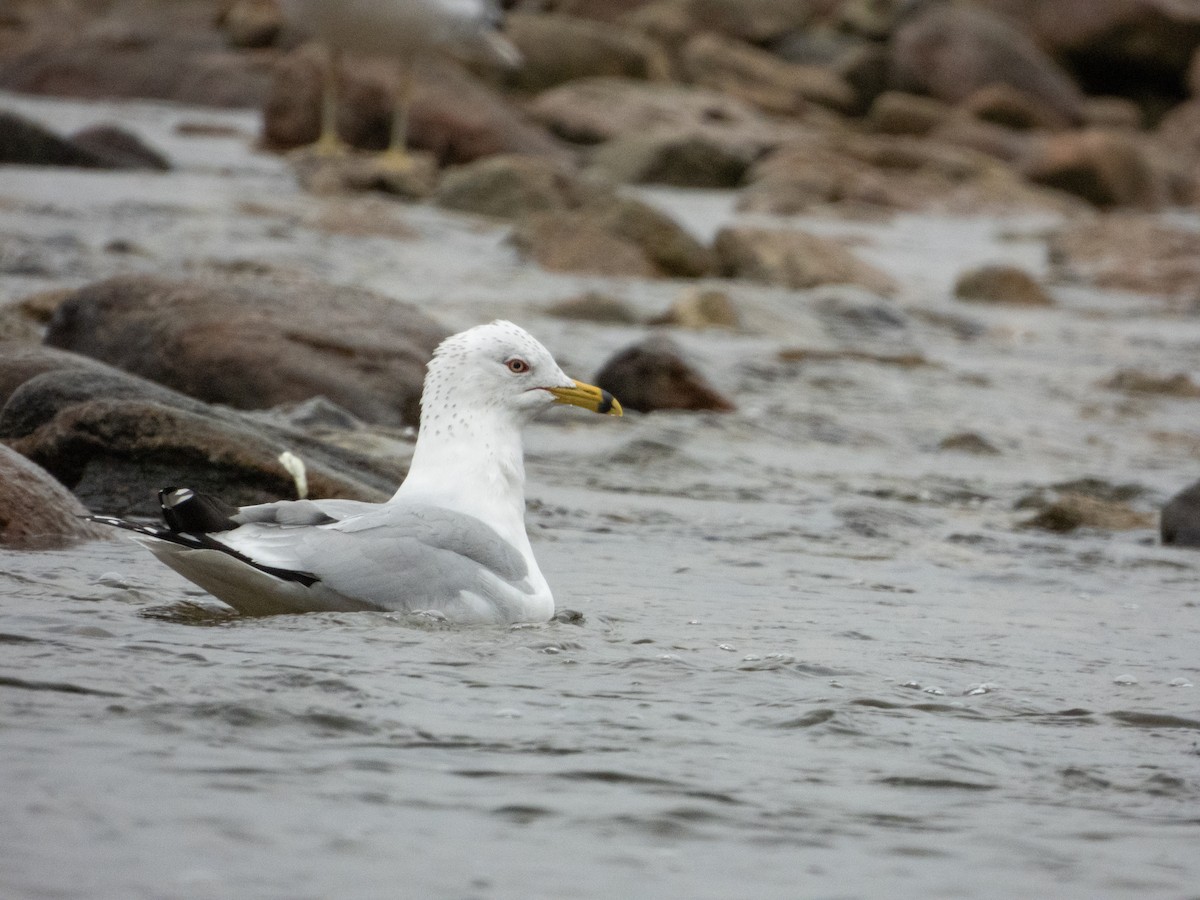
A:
2,92,1200,900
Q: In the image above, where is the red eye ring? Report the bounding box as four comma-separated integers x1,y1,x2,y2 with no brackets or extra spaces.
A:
506,358,530,374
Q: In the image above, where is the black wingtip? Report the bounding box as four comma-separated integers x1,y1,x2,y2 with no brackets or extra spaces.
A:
160,487,239,534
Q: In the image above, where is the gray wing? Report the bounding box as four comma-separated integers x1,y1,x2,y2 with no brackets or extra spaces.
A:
223,504,533,616
234,498,381,526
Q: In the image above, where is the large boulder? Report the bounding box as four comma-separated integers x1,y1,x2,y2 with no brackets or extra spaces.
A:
0,364,397,518
1020,129,1165,209
0,112,169,169
890,5,1085,126
503,13,668,92
43,275,448,427
0,444,110,549
593,336,735,413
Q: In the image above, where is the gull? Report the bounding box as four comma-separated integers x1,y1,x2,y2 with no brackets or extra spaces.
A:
281,0,521,164
90,321,622,623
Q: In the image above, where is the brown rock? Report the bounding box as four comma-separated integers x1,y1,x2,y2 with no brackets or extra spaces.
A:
1104,369,1200,397
954,265,1053,306
650,287,739,329
963,83,1071,131
0,365,394,518
43,274,448,427
1021,130,1163,209
866,91,952,136
435,154,603,219
588,130,753,188
1021,493,1154,533
545,291,642,324
890,5,1084,125
1049,214,1200,299
593,335,735,413
679,32,856,116
713,225,897,295
0,444,109,549
938,432,1001,455
590,195,716,277
291,149,439,200
511,211,658,277
1082,96,1143,131
504,12,667,92
263,52,567,165
623,0,820,46
529,76,770,146
0,111,163,169
68,124,170,170
217,0,284,49
0,343,115,410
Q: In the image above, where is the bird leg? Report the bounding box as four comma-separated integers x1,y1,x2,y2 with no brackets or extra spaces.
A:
377,57,418,170
314,47,349,156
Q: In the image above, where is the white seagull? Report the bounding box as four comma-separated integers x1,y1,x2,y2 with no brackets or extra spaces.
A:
281,0,521,162
91,321,622,623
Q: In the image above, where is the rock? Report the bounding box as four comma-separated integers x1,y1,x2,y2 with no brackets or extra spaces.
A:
0,343,116,410
1104,369,1200,398
778,346,929,368
43,274,448,427
953,265,1053,306
1020,493,1154,532
68,124,170,170
963,83,1072,131
593,335,735,413
650,287,739,329
623,0,821,46
1021,129,1163,209
263,52,567,165
1048,214,1200,299
0,8,273,108
290,149,439,199
545,292,642,324
435,154,604,219
0,444,110,549
0,365,396,518
530,77,771,147
713,225,897,295
436,155,714,277
890,5,1084,126
866,91,952,136
938,432,1001,455
217,0,284,49
1161,479,1200,547
510,211,658,277
1082,96,1143,131
678,32,856,116
503,13,667,92
588,130,753,188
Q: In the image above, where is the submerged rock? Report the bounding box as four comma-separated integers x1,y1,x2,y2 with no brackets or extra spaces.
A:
1161,479,1200,547
0,444,110,549
954,265,1053,306
1020,493,1153,533
0,112,168,170
713,225,896,295
593,336,735,413
43,274,448,427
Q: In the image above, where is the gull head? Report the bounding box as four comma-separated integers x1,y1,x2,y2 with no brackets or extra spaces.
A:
422,320,622,424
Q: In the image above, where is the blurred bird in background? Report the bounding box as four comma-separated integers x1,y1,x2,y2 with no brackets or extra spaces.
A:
279,0,521,166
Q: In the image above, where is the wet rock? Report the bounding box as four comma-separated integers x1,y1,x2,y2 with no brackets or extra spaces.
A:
1020,493,1154,533
954,265,1053,306
713,225,896,296
511,211,657,278
1104,369,1200,398
1048,215,1200,299
530,77,770,147
43,274,448,427
593,195,715,278
1021,130,1163,209
624,0,819,46
890,5,1084,126
263,52,566,165
68,124,170,170
290,149,439,200
0,365,395,518
963,83,1071,131
593,335,735,413
1161,479,1200,547
588,130,753,188
217,0,284,49
504,13,667,92
866,91,952,136
0,444,110,549
545,291,641,324
1082,96,1143,131
435,154,604,219
650,287,739,330
678,32,856,116
938,432,1001,455
778,346,928,368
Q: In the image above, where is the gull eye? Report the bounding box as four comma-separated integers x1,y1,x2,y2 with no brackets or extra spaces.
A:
506,357,530,374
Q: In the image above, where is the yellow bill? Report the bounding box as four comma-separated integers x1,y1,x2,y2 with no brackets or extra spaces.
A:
547,380,623,416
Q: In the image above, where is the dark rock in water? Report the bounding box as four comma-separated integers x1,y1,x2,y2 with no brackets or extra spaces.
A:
68,125,170,171
0,343,116,410
1019,493,1153,533
0,444,110,549
1162,479,1200,547
0,365,397,518
938,432,1001,455
43,274,448,428
545,291,641,325
954,265,1053,306
1104,369,1200,397
0,111,108,168
593,336,735,413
